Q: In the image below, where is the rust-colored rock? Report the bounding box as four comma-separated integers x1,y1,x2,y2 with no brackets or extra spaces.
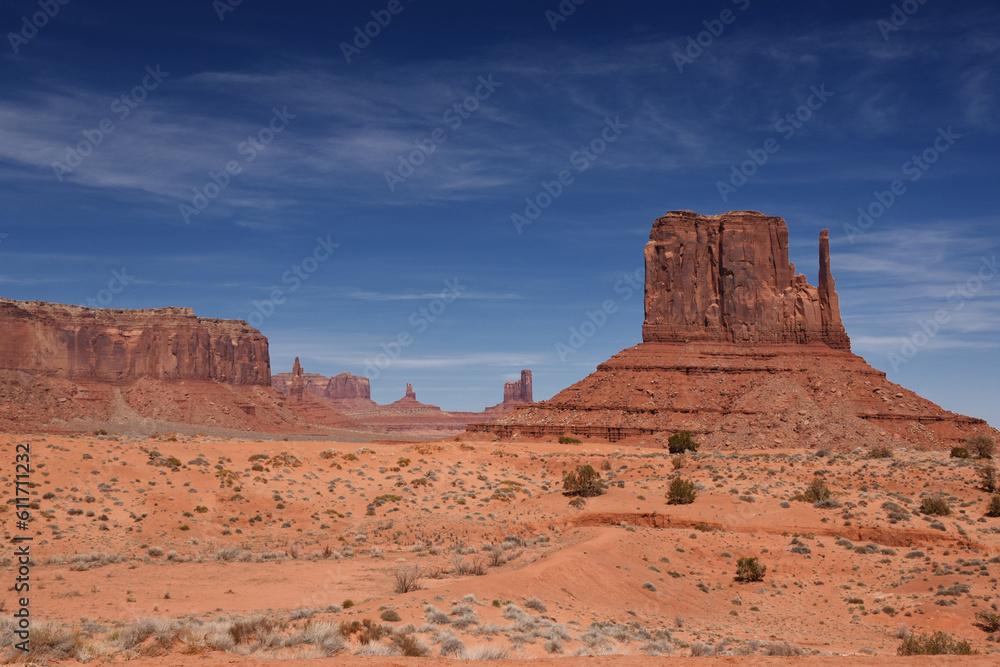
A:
0,298,270,384
0,299,369,435
643,211,850,349
271,370,329,397
503,370,533,404
289,357,304,403
325,372,372,401
472,210,996,450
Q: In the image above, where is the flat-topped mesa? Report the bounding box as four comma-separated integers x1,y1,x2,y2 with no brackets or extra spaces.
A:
324,372,372,401
0,297,270,385
503,370,533,404
642,211,850,350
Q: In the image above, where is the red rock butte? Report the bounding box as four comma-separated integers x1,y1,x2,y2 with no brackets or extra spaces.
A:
0,298,270,384
0,299,365,434
471,210,997,450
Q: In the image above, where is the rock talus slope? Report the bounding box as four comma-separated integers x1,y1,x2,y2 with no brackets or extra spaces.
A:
472,210,996,449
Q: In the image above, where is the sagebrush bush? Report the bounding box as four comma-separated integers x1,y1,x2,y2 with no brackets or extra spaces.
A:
897,631,976,655
380,609,401,622
667,431,699,454
920,496,952,516
667,477,697,505
735,556,766,582
562,464,607,497
950,446,970,459
558,436,581,444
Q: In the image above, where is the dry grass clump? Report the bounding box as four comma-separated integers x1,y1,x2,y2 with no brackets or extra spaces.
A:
465,643,509,659
116,617,178,650
1,620,87,662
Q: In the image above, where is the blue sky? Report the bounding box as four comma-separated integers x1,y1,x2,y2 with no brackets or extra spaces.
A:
1,1,998,426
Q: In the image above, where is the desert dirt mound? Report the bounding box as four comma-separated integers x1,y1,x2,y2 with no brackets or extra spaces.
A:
2,431,999,664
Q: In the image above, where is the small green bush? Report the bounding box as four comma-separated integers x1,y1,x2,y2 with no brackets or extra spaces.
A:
897,631,976,655
558,436,581,444
919,496,951,516
562,464,607,497
950,446,970,459
380,609,402,622
667,431,699,454
667,477,697,505
735,556,766,582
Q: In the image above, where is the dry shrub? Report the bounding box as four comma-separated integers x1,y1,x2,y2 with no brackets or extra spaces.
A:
393,567,422,593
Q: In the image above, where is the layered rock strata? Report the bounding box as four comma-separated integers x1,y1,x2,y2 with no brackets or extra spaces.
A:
503,370,533,404
642,211,850,349
471,211,996,449
0,298,270,384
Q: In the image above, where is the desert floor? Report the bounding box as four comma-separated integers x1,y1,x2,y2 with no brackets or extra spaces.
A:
1,431,999,664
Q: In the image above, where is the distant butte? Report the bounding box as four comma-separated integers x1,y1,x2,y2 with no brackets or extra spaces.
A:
271,368,536,435
471,210,997,450
0,298,356,434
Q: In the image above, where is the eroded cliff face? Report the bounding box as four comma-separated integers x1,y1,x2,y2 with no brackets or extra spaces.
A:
0,298,270,385
324,373,372,400
503,370,533,404
470,210,997,450
642,211,850,349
